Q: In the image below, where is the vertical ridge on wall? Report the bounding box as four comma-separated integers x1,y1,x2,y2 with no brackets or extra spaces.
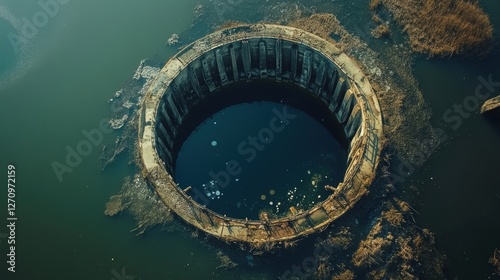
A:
276,39,282,80
259,41,268,78
344,105,361,139
291,45,298,80
325,68,338,101
160,105,176,137
315,59,327,95
337,89,356,124
242,40,251,78
172,83,188,115
230,46,239,82
332,77,346,111
201,57,216,92
189,66,202,97
158,122,173,150
165,94,182,125
216,49,229,86
300,49,312,88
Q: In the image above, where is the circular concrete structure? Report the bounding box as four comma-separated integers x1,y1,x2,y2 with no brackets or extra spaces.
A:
138,24,383,246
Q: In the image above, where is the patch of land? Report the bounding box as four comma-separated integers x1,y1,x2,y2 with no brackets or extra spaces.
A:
375,0,493,57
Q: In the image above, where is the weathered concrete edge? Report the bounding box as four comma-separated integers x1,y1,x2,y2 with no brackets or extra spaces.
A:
481,95,500,115
138,24,384,245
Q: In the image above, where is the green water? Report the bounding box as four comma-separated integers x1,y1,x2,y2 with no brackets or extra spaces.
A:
0,0,499,279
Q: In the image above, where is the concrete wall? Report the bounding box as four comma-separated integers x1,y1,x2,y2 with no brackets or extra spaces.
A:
156,35,359,173
138,24,383,246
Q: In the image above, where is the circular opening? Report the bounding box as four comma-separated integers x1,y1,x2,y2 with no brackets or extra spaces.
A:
174,80,348,219
139,24,383,244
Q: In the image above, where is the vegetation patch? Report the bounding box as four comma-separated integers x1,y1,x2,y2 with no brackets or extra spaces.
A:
379,0,493,57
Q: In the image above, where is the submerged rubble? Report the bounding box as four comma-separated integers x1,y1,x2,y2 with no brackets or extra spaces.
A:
105,174,174,235
166,33,180,46
306,198,446,279
99,59,160,170
109,115,129,130
102,59,163,233
215,250,238,270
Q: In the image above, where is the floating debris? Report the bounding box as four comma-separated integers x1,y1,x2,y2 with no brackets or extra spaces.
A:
109,115,129,130
193,4,204,20
211,140,218,146
270,189,276,195
105,174,173,235
201,180,223,200
167,33,180,46
122,100,134,109
104,195,127,216
114,89,123,98
215,250,238,270
261,195,267,200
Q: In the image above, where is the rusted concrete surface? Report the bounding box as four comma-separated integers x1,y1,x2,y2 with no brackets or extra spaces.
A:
138,24,383,247
481,95,500,115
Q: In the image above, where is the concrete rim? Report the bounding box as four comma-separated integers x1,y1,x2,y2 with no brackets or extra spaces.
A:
138,24,383,245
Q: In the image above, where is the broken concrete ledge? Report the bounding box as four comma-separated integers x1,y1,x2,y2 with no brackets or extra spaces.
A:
481,95,500,115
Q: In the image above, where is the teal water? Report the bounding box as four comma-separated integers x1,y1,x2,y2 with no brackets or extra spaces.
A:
175,100,346,220
0,0,499,279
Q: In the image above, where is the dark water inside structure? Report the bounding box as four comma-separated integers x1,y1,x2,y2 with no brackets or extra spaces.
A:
0,0,499,279
174,82,347,220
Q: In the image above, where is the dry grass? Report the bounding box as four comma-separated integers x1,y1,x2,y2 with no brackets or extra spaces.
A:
370,0,381,11
371,24,391,39
327,227,353,250
315,260,332,280
490,249,500,275
383,208,405,226
332,270,355,280
380,0,493,57
288,14,348,43
372,14,383,24
352,237,391,267
369,269,387,280
397,237,414,261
